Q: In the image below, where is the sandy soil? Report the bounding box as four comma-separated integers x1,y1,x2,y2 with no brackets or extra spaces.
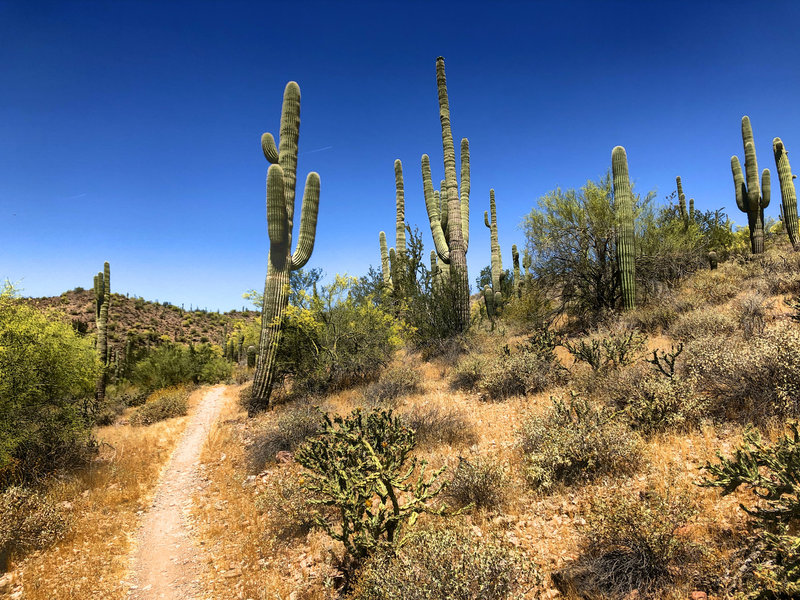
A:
126,385,228,600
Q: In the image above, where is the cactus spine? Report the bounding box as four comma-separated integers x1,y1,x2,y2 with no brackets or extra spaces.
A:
612,147,636,311
94,262,110,401
732,116,771,254
422,57,471,332
773,137,800,251
250,81,321,414
484,189,503,302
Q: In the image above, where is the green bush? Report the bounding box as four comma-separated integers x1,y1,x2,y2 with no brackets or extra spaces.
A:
444,457,507,511
477,347,564,400
555,487,699,599
0,485,70,570
701,424,800,598
130,342,231,392
350,527,539,600
564,328,647,372
129,386,190,426
518,394,641,491
0,286,98,486
401,405,477,449
296,409,447,583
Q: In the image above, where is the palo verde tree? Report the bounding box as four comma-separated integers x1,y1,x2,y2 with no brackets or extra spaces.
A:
250,81,321,415
422,56,471,333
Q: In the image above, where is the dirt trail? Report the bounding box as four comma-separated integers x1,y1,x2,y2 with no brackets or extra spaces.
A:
127,385,227,600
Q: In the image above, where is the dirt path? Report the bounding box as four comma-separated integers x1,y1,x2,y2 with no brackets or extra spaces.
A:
127,385,228,600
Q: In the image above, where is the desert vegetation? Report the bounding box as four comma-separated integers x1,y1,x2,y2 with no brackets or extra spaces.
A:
5,50,800,600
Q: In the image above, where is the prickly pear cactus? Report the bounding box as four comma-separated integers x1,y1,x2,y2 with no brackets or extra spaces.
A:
422,56,471,332
612,147,636,311
251,81,321,415
773,137,800,251
732,116,770,254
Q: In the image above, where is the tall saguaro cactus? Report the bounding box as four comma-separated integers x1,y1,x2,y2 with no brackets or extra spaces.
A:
773,137,800,251
94,261,110,401
484,189,503,301
612,147,636,311
250,81,321,414
422,56,471,332
511,244,522,298
394,159,406,257
675,176,695,226
379,231,392,289
732,116,771,254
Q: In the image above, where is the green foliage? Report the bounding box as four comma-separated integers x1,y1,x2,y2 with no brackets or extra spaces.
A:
702,425,800,598
350,527,539,600
129,385,190,426
295,409,447,579
0,284,98,486
518,393,641,492
130,342,231,392
0,485,71,570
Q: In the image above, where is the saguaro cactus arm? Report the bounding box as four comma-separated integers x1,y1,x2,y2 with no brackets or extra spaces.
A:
460,138,470,249
422,154,451,263
290,172,321,269
379,231,392,286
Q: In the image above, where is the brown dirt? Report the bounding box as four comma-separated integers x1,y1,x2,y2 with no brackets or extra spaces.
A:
126,385,228,600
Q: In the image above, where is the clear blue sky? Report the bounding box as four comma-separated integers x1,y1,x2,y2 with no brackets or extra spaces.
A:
2,1,799,310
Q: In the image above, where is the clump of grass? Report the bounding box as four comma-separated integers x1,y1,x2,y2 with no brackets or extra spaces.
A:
359,365,421,408
0,486,71,570
443,457,507,511
254,465,318,542
129,385,190,426
246,399,325,472
450,354,487,391
669,307,738,342
518,393,642,492
402,405,478,448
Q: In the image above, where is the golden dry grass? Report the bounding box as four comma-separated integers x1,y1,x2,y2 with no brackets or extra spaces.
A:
14,388,205,600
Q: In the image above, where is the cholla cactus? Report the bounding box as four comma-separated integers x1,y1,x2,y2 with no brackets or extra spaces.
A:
251,81,321,414
94,261,110,401
612,146,636,311
422,57,471,332
732,116,771,254
773,137,800,250
483,189,503,303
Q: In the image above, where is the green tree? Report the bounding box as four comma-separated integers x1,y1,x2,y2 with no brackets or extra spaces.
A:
0,284,98,485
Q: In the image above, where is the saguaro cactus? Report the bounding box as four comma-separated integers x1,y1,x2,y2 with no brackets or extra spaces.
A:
379,231,392,289
422,56,471,332
612,147,636,311
94,261,110,401
511,244,522,298
394,159,406,257
732,116,771,254
773,137,800,251
484,189,503,302
675,176,695,226
250,81,321,414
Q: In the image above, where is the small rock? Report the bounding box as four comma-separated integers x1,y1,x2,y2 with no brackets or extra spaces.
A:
276,451,293,464
0,575,12,593
689,593,707,600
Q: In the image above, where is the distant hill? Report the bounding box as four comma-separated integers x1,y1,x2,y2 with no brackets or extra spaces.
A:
28,289,259,358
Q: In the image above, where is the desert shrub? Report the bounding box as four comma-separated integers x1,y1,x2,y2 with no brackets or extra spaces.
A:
450,354,488,391
444,457,507,511
736,291,774,339
130,342,231,392
682,267,742,306
669,307,738,342
401,405,478,448
359,366,421,408
701,424,800,598
0,485,70,570
254,465,318,542
296,409,447,586
685,324,800,419
350,526,539,600
0,286,98,486
478,347,565,401
554,487,699,599
129,385,190,426
518,394,641,491
247,400,325,472
564,328,647,372
623,298,681,333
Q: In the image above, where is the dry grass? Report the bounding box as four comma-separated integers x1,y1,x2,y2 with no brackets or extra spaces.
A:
14,389,205,599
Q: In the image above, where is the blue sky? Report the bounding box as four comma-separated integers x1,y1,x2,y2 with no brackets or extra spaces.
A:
2,1,799,310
